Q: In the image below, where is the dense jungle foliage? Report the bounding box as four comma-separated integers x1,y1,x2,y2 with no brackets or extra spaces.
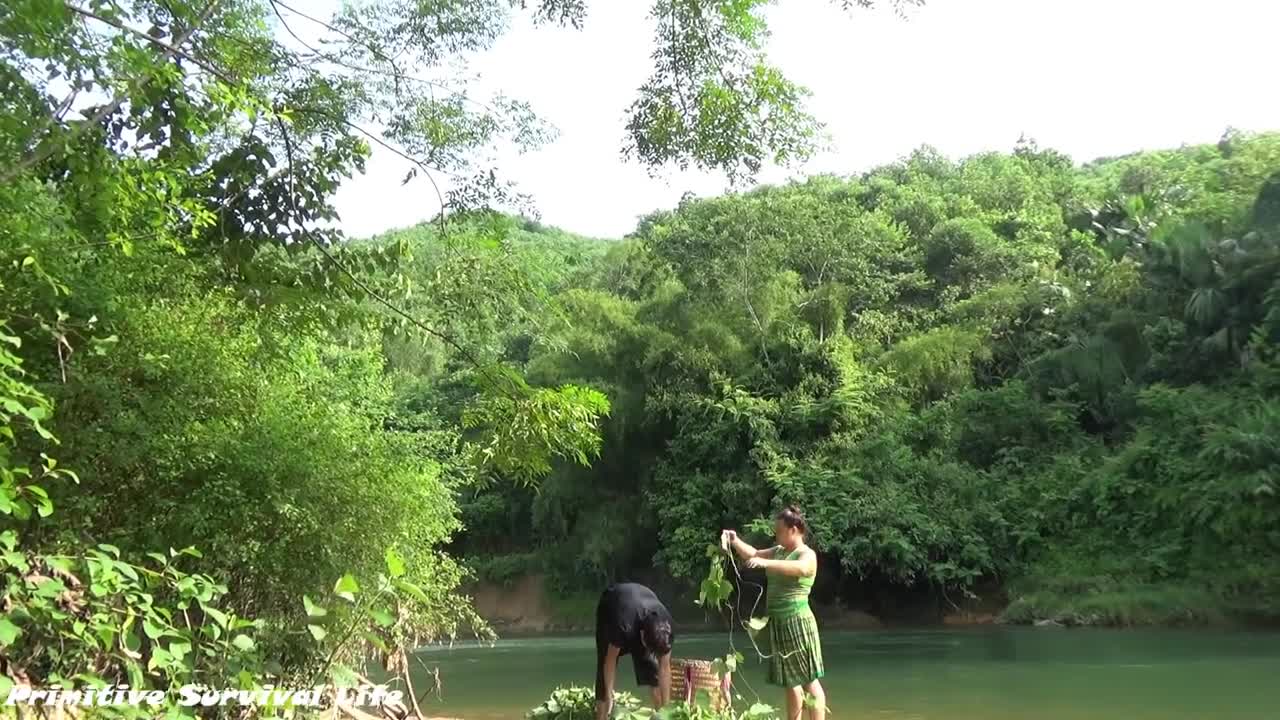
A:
2,0,916,714
2,0,1278,714
439,132,1280,626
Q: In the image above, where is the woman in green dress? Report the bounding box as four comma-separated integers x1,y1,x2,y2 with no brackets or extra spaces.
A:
722,506,826,720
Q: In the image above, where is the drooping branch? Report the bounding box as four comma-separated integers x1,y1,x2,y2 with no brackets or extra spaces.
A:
63,3,239,86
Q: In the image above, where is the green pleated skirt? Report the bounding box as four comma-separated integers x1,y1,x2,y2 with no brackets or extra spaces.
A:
766,607,825,688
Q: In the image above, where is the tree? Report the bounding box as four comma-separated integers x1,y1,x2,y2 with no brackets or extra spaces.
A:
1,0,930,491
439,132,1280,627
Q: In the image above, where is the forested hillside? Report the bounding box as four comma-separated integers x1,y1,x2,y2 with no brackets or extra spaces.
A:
3,0,903,709
3,0,1279,712
411,133,1280,627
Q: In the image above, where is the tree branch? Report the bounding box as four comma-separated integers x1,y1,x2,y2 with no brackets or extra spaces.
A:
274,116,516,398
63,3,239,87
0,0,226,186
270,0,404,76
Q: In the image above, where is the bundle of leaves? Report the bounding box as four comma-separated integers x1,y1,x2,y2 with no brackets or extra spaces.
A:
526,686,778,720
527,686,643,720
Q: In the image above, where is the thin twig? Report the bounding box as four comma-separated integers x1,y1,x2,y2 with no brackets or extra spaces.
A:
399,660,428,720
299,108,452,191
271,0,401,73
52,89,80,122
64,3,239,86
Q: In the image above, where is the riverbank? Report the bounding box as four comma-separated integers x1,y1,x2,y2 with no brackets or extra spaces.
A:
467,574,1276,635
467,575,998,637
997,569,1280,629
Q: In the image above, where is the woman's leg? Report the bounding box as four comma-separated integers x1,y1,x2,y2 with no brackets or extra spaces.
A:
803,680,826,720
783,686,803,720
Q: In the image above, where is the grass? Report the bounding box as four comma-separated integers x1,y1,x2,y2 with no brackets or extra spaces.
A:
546,589,601,626
1001,582,1229,626
468,553,540,587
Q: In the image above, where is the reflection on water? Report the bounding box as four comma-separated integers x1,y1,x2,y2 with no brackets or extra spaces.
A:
411,629,1280,720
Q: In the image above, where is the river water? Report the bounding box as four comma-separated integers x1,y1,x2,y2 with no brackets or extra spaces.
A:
411,628,1280,719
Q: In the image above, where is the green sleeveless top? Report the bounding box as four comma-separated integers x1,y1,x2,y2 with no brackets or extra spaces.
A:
765,546,814,620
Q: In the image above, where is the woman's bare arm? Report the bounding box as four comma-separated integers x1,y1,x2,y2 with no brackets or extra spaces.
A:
747,547,816,577
723,531,776,561
595,644,621,720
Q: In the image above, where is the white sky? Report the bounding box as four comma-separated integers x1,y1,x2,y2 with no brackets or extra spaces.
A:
319,0,1280,239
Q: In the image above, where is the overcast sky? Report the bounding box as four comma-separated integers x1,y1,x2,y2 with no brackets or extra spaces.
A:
315,0,1280,239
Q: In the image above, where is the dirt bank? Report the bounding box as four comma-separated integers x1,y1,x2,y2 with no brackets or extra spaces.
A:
465,575,1002,635
469,574,558,634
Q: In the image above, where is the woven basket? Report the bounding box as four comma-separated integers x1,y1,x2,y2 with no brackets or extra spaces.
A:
669,658,732,710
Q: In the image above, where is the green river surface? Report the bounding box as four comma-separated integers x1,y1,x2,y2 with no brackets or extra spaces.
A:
411,629,1280,720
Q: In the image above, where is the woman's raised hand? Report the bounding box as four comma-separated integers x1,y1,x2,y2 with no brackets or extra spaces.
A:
720,529,736,551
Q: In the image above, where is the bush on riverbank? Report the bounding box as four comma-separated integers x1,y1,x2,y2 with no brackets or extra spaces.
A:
1001,583,1227,627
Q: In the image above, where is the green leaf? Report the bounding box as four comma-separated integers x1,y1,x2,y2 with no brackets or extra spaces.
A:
370,608,396,628
231,634,255,652
0,617,22,646
303,595,327,618
2,551,27,573
121,627,142,658
394,579,431,605
361,631,389,652
307,624,327,641
148,647,172,671
334,574,360,602
696,578,715,607
95,625,116,648
330,663,359,687
115,562,139,581
385,547,406,579
201,604,228,628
